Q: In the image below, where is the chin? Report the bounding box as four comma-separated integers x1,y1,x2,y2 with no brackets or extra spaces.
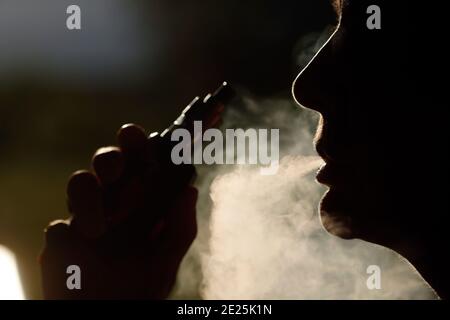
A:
319,189,355,240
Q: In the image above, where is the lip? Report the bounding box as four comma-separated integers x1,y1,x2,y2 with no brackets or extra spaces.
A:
316,163,336,187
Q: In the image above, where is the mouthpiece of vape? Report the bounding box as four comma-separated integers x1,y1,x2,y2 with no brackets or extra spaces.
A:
160,81,234,139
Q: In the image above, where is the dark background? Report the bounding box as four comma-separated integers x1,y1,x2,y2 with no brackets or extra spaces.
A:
0,0,335,299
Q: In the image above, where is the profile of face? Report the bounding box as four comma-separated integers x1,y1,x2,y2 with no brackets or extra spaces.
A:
293,1,432,250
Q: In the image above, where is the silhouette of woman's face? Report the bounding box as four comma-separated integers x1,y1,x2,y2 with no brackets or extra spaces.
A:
293,1,412,245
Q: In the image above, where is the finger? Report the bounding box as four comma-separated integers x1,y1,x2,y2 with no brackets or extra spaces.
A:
42,220,73,251
67,170,100,213
92,146,124,185
108,176,145,226
147,186,198,298
40,220,76,299
117,124,148,158
67,170,105,238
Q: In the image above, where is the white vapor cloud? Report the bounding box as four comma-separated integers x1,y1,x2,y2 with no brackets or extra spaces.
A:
171,94,437,300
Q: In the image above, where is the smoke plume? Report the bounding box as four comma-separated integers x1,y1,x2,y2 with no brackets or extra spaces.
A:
170,94,437,300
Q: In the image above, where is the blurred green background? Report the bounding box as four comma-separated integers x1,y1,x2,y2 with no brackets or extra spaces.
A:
0,0,334,299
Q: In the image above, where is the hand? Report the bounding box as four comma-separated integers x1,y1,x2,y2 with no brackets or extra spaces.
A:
40,124,198,299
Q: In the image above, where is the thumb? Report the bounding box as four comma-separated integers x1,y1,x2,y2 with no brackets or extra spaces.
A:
156,186,198,255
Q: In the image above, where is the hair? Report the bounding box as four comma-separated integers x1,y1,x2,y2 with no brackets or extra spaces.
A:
331,0,345,24
332,0,343,16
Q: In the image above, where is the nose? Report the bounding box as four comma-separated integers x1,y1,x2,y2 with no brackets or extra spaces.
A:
292,29,340,115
